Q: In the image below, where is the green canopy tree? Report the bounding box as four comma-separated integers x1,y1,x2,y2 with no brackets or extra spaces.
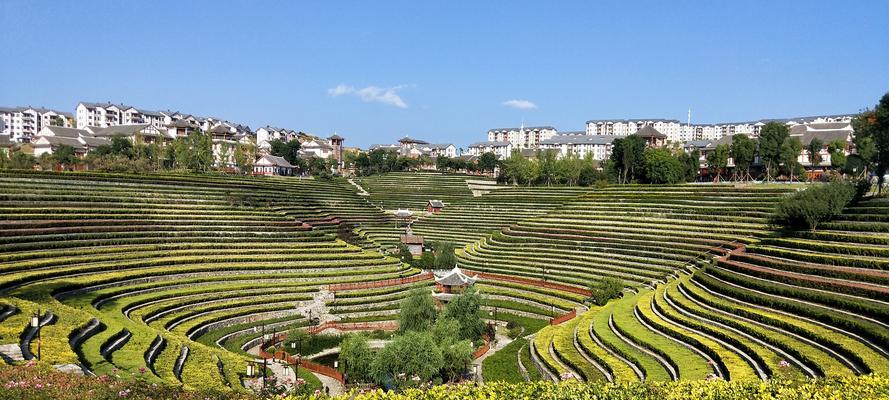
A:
439,287,485,341
398,288,437,333
779,137,804,181
706,144,730,182
52,144,78,169
808,137,824,171
478,152,498,174
610,135,646,184
340,334,374,382
852,92,889,193
643,148,683,184
730,134,757,180
269,139,301,165
827,139,847,170
370,331,443,386
758,122,790,181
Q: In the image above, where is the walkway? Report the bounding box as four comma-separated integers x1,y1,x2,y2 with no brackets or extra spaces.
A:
471,328,513,384
246,343,346,396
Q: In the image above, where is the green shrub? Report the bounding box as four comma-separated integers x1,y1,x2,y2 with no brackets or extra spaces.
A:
587,277,624,306
771,182,856,230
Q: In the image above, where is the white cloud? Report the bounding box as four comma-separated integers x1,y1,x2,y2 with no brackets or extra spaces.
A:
328,84,408,108
502,99,537,110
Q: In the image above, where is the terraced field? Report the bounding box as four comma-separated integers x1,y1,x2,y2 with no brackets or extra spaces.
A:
358,185,590,249
355,172,493,212
1,172,886,392
508,186,889,383
0,171,418,391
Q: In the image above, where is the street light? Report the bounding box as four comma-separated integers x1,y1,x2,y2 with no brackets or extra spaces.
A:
30,310,41,361
246,362,256,377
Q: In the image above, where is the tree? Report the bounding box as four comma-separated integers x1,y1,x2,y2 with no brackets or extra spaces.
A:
436,156,451,172
269,139,301,165
555,151,583,185
610,136,646,184
706,144,730,182
397,244,414,265
678,149,700,182
8,150,35,170
234,139,256,173
808,137,824,171
852,92,889,193
643,148,684,184
730,134,757,180
285,329,311,353
370,331,443,387
398,288,437,333
439,287,485,341
52,144,78,169
779,137,803,181
110,135,134,158
517,156,540,186
588,277,624,306
500,150,524,185
827,139,847,170
758,122,790,181
433,242,457,269
478,152,497,174
537,149,557,185
339,334,374,382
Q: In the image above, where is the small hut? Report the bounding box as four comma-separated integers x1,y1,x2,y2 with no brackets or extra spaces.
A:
400,234,425,256
426,200,444,214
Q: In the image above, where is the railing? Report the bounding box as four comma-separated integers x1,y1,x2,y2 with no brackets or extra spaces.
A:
550,309,577,325
259,333,345,383
328,272,433,292
463,269,591,297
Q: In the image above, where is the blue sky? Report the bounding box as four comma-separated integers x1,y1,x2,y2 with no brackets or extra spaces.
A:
1,1,887,148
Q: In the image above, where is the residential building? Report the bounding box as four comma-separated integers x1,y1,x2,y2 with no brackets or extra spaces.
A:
789,122,854,169
76,102,162,129
300,138,336,159
1,106,73,142
31,126,108,157
92,124,172,145
397,136,430,158
467,141,513,159
256,126,303,151
538,132,615,161
487,126,557,149
418,143,457,158
253,154,294,176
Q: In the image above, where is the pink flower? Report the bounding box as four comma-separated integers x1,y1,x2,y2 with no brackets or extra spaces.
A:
779,360,790,368
139,367,147,374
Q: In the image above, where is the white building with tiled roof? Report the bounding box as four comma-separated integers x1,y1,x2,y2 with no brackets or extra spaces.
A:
1,106,72,142
31,126,109,157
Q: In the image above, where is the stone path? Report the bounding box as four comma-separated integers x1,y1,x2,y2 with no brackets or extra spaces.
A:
246,342,346,396
471,328,513,384
347,179,370,196
0,343,23,364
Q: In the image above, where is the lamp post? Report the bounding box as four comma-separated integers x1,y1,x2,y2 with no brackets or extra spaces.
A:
30,310,41,361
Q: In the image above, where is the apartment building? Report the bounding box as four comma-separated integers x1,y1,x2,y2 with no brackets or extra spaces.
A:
76,102,166,129
538,132,615,161
0,106,73,142
487,126,557,149
585,119,683,142
256,126,303,150
467,141,513,159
